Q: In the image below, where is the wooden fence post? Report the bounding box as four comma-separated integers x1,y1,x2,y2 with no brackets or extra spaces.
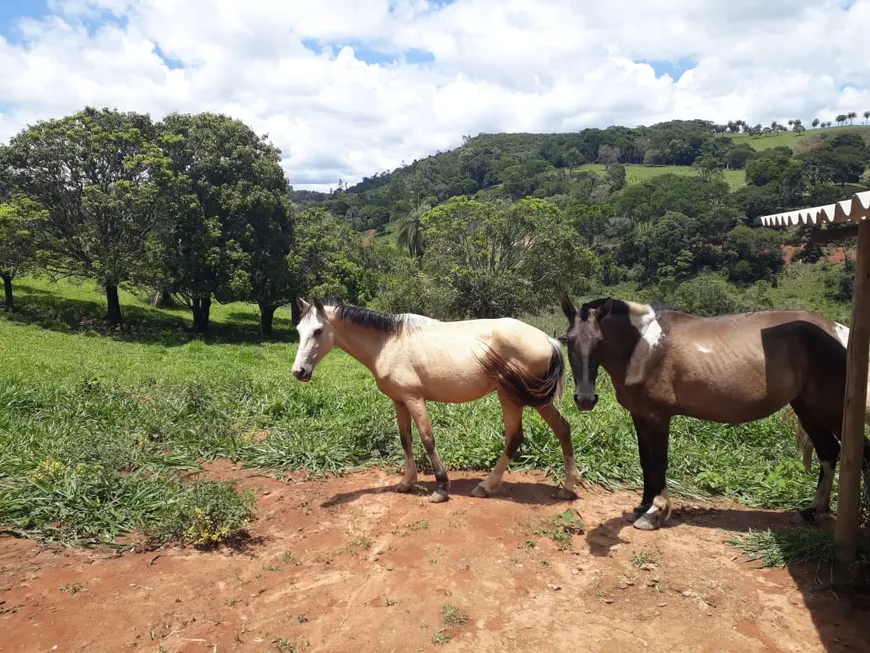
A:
834,219,870,577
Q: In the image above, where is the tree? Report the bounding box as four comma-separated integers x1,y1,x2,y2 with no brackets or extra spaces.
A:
724,225,783,283
605,163,626,191
396,205,428,263
4,107,168,324
812,118,820,128
0,196,42,312
151,112,293,333
836,114,847,126
864,110,870,124
420,197,598,318
288,207,379,316
848,111,857,124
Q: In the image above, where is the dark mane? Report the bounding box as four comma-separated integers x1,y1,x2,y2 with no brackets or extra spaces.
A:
579,298,677,321
302,298,432,336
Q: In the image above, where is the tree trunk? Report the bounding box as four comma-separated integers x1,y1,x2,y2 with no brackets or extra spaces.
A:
3,275,13,313
290,297,301,325
105,283,122,324
259,302,277,335
191,296,212,333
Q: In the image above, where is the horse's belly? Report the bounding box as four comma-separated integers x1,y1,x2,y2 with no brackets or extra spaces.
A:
673,375,795,424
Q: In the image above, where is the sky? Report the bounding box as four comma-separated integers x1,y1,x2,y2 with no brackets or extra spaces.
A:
1,0,869,192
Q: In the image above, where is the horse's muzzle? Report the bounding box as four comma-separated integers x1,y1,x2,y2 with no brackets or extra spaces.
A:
292,368,312,382
574,393,598,411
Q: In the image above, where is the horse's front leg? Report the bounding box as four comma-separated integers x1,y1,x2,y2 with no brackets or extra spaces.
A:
632,415,672,531
405,398,449,503
535,401,581,500
393,400,417,493
473,392,524,498
626,414,653,522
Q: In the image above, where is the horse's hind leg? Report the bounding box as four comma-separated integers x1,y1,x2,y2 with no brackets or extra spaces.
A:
535,401,581,500
473,391,524,498
790,400,839,523
404,398,450,503
393,400,418,493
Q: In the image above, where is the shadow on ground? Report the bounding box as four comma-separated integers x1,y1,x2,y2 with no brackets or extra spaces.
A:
3,283,298,346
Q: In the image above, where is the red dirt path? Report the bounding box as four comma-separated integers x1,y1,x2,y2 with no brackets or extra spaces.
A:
1,464,867,653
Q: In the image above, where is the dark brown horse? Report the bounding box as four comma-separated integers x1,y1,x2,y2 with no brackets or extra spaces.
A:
560,296,870,530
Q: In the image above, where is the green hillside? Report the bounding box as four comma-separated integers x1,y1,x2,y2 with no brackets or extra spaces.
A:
729,125,870,151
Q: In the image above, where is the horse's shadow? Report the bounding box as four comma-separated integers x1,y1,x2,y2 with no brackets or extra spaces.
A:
320,476,575,509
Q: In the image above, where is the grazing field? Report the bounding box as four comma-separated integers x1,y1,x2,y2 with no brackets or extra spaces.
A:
728,125,870,151
576,163,746,191
0,277,823,548
1,277,868,651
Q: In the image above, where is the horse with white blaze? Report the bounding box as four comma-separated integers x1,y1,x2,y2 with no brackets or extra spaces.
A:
560,296,870,531
291,298,580,503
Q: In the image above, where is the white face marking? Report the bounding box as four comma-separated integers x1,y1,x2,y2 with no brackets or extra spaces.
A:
629,305,663,348
696,344,713,354
834,322,850,348
291,307,334,381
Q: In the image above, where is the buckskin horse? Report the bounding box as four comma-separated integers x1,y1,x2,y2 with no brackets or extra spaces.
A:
560,296,870,530
290,298,580,503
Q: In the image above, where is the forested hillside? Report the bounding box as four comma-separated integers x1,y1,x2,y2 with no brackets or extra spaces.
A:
3,110,870,336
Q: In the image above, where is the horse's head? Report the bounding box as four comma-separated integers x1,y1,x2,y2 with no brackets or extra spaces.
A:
291,298,337,382
560,296,615,411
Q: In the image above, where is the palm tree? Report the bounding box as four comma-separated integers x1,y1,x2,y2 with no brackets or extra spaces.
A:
864,110,870,124
848,111,857,124
812,118,820,128
396,206,429,264
836,114,847,126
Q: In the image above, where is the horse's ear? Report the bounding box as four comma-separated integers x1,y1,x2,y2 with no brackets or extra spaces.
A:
560,296,576,322
312,298,325,315
597,298,614,322
297,298,309,313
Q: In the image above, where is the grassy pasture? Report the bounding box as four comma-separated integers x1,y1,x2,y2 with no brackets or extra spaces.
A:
577,163,746,191
0,277,822,548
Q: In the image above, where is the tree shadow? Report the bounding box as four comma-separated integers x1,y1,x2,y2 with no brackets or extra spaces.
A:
586,501,869,652
320,476,577,509
5,283,298,347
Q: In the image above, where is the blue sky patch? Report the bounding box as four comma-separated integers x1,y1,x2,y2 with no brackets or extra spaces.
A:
303,38,434,66
637,56,698,81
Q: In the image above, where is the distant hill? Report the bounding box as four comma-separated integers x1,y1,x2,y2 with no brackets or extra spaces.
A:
291,122,870,234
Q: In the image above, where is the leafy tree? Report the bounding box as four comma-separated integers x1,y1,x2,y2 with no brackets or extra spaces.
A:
836,114,847,126
3,107,168,324
723,144,755,169
151,112,292,333
421,197,598,318
848,111,857,124
812,118,820,128
0,196,43,312
724,225,783,283
864,111,870,125
605,163,626,191
288,207,379,316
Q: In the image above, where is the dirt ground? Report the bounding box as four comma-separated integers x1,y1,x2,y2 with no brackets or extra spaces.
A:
1,464,868,653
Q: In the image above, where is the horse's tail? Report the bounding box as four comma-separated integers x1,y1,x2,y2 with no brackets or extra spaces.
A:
795,419,815,474
473,338,565,407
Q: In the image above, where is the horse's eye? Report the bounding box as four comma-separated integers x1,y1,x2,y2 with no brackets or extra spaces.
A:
313,328,323,337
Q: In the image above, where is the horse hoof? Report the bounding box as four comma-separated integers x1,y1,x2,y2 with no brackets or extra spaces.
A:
556,487,578,501
633,512,661,531
429,491,449,503
395,483,414,494
471,483,490,498
625,505,649,523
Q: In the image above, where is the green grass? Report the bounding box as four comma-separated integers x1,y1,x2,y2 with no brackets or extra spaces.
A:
0,275,839,548
727,124,870,151
726,528,870,568
577,164,746,191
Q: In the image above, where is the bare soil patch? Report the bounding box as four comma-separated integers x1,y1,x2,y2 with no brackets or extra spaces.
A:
1,464,866,652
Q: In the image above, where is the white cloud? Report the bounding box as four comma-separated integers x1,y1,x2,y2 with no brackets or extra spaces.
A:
1,0,870,191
